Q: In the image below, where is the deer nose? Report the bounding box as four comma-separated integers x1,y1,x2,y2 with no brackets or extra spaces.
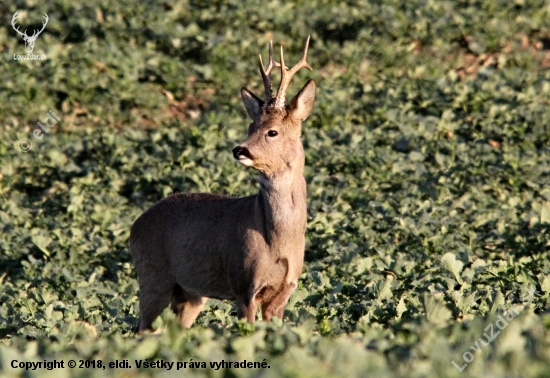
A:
232,146,250,160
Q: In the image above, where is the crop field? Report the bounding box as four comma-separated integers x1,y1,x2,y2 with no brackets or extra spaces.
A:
1,0,550,377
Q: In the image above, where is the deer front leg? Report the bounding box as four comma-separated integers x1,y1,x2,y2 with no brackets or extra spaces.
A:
261,282,297,321
237,297,258,322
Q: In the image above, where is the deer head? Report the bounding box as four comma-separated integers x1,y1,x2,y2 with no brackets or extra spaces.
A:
234,37,316,176
11,11,49,54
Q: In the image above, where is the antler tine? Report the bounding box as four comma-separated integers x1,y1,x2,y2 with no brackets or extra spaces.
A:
258,40,281,105
274,36,313,109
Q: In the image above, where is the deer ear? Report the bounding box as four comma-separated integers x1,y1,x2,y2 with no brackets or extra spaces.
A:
288,79,316,121
241,88,263,120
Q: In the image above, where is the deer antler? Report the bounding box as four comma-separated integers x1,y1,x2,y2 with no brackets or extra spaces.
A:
11,11,26,39
11,11,48,40
273,36,312,109
34,14,49,38
258,41,281,106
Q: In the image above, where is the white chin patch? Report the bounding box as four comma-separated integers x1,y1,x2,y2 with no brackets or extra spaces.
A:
237,157,253,166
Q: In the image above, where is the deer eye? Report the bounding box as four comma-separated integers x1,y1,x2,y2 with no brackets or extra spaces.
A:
267,130,278,137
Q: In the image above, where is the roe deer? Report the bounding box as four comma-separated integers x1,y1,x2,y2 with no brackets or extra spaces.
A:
130,37,316,332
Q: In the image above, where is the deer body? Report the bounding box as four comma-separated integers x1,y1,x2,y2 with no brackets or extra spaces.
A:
131,38,316,332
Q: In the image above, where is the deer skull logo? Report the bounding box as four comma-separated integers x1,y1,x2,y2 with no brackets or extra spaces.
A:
11,11,49,54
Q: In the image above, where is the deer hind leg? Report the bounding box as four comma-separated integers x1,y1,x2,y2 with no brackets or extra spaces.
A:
171,284,207,328
261,282,297,321
136,280,173,333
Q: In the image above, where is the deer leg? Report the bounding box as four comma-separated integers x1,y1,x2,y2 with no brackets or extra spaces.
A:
237,296,258,322
261,282,297,321
171,285,207,328
136,282,173,333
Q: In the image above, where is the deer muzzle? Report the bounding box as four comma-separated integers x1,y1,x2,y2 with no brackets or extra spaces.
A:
233,146,254,166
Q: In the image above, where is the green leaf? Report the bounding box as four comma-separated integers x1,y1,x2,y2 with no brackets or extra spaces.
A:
31,235,52,257
131,338,158,360
441,253,464,284
422,294,452,326
541,202,550,224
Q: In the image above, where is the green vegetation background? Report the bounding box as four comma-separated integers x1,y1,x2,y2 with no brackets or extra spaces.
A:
1,0,550,377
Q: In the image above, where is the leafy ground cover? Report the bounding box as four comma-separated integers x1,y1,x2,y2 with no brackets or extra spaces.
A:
1,0,550,377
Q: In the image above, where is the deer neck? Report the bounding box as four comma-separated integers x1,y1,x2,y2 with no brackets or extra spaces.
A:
257,159,307,245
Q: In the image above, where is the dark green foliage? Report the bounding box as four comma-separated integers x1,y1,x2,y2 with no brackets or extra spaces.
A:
0,0,549,377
